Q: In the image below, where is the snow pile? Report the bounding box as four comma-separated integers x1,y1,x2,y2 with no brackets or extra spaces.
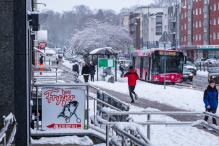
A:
142,107,160,112
0,133,5,142
4,113,14,122
197,70,208,77
101,107,117,113
31,136,93,145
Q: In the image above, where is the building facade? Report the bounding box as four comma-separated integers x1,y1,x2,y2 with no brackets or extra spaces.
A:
180,0,219,62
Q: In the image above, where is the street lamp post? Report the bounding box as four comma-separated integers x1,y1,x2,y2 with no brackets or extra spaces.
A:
175,0,178,50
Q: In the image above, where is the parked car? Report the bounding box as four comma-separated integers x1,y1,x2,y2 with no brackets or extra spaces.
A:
194,58,207,66
183,67,193,81
212,60,219,67
208,67,219,83
184,62,197,75
204,59,217,66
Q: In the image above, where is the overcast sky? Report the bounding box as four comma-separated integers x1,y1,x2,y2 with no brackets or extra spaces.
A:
38,0,153,13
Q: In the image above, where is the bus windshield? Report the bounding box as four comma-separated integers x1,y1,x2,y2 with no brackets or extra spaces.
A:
152,55,183,74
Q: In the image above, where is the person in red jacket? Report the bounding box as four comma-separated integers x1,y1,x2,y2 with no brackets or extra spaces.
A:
124,66,139,103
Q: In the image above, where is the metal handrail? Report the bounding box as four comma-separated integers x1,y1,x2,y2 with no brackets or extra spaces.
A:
112,125,150,146
0,113,17,146
103,110,219,146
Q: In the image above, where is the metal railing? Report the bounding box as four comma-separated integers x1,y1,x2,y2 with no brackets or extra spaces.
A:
0,113,17,146
33,65,80,83
101,110,219,146
195,62,219,72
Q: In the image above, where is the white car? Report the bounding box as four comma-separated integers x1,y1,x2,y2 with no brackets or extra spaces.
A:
204,59,217,66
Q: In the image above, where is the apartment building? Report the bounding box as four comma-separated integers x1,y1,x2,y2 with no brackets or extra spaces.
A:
168,4,181,49
210,0,219,45
180,0,219,62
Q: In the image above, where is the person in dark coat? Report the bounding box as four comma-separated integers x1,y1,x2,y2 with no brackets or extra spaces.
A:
72,63,79,74
56,58,59,65
89,61,95,82
203,79,218,126
82,62,90,83
124,66,139,103
119,61,125,78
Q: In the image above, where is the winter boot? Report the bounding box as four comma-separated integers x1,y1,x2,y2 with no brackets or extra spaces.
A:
135,94,138,100
131,100,134,103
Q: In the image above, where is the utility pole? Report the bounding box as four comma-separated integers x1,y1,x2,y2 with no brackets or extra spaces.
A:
175,0,178,50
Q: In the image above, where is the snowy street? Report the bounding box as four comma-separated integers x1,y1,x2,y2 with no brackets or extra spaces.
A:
51,60,219,145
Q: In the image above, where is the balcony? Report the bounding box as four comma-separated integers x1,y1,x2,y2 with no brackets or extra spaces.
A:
170,17,176,22
129,18,135,24
130,26,134,32
156,32,162,35
170,28,176,34
156,21,162,26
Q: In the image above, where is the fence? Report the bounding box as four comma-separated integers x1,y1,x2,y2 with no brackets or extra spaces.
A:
195,62,219,72
100,110,219,146
0,113,17,146
33,65,80,83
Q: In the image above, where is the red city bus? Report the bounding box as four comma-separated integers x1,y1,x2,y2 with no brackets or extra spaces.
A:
132,49,184,84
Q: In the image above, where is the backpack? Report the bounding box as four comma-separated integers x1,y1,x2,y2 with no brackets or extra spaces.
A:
119,64,122,70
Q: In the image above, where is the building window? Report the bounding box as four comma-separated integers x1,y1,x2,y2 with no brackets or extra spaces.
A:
210,20,212,24
214,3,216,11
184,12,186,18
218,32,219,39
185,0,186,5
218,3,219,10
181,37,183,42
199,34,201,41
218,17,219,24
196,21,198,28
181,14,183,19
181,25,183,30
184,24,186,29
214,32,216,40
199,8,202,14
196,8,198,15
196,0,198,2
214,18,216,25
210,34,212,38
196,34,198,41
184,36,186,42
199,21,202,27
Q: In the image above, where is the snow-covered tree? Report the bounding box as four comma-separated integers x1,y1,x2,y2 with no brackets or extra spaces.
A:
71,19,133,60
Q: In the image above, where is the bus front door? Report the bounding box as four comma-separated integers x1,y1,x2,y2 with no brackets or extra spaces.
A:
140,57,143,78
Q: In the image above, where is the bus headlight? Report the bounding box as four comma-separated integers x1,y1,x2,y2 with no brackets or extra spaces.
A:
211,76,216,79
189,73,193,76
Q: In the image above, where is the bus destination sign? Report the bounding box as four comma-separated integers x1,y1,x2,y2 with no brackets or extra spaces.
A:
159,51,176,56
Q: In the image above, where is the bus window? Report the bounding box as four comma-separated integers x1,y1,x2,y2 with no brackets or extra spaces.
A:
143,57,149,69
152,58,160,74
136,57,141,69
160,56,183,73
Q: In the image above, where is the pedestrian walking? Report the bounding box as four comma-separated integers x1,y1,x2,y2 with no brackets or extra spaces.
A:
89,61,96,82
124,66,139,103
203,79,218,126
72,63,79,74
119,61,125,78
39,56,44,75
56,58,59,65
82,62,90,83
72,62,79,83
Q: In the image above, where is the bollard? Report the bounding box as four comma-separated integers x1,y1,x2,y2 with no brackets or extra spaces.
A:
147,114,151,140
73,74,76,83
200,62,201,71
130,130,134,146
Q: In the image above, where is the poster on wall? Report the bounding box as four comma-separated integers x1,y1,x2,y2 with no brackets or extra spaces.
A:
42,87,85,130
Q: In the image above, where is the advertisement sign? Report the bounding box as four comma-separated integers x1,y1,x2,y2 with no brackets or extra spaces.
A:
98,58,115,68
42,88,85,130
